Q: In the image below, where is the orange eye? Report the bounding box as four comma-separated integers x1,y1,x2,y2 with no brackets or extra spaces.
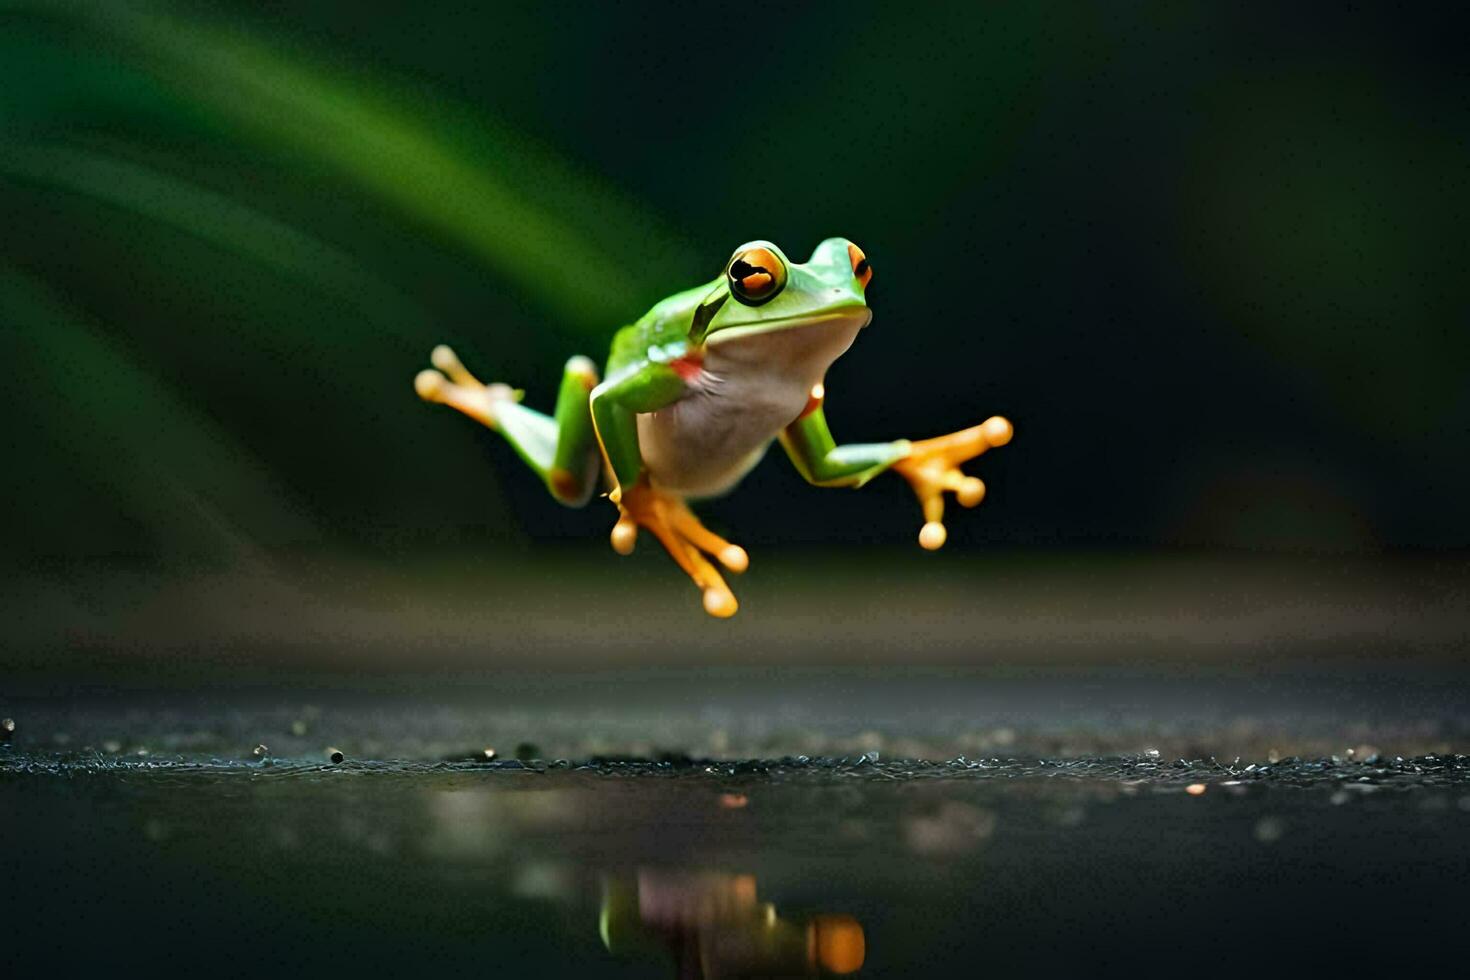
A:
847,243,872,289
726,246,787,306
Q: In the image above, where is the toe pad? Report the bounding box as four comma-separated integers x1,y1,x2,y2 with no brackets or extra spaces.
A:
919,521,947,550
703,587,738,618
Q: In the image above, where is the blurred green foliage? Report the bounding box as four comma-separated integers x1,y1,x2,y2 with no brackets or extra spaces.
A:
1,1,1465,563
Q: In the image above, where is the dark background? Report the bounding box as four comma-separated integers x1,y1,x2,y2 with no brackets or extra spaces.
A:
1,2,1467,661
4,9,1468,976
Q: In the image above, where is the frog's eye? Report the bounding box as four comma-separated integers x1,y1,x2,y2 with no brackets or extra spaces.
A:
726,246,787,306
847,243,872,289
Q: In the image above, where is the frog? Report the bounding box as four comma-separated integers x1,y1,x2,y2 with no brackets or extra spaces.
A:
414,238,1013,618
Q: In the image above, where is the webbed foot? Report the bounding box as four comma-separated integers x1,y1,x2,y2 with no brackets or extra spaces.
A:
892,416,1013,550
414,344,521,427
609,479,748,618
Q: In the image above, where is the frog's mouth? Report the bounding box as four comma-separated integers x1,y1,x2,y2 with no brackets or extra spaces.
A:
705,308,872,348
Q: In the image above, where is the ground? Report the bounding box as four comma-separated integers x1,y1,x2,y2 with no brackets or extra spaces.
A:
3,554,1467,976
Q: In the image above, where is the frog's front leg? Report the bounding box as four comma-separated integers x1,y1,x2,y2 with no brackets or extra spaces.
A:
779,388,1013,550
609,477,749,618
891,416,1013,549
414,345,602,505
590,369,748,618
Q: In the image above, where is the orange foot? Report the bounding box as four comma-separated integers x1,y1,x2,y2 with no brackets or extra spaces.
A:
892,416,1013,550
609,479,748,618
413,345,521,427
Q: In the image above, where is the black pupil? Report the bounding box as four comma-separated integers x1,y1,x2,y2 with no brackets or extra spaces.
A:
855,258,869,276
730,258,770,291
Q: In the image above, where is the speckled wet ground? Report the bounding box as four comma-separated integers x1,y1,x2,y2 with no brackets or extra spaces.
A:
3,668,1468,977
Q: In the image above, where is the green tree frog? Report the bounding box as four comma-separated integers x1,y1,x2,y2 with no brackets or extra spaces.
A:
414,238,1013,618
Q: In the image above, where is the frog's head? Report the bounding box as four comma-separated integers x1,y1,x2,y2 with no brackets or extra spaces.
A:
691,238,873,348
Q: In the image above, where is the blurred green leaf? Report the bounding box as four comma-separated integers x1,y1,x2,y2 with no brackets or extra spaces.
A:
0,266,315,559
75,2,694,331
0,143,423,329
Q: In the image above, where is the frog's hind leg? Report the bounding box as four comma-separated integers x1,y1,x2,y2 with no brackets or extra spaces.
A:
415,345,601,506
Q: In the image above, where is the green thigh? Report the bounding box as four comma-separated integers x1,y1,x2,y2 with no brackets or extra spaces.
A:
494,356,601,506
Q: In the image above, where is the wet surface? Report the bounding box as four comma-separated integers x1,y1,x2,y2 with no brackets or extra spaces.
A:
3,670,1469,977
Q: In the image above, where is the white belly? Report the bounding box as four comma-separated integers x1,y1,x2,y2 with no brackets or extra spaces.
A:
637,315,865,498
637,373,805,497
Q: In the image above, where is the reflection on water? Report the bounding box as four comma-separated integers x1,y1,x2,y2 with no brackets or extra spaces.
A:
419,783,867,974
5,754,1470,977
601,870,863,978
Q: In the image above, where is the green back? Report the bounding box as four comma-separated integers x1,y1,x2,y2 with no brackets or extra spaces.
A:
603,279,716,378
